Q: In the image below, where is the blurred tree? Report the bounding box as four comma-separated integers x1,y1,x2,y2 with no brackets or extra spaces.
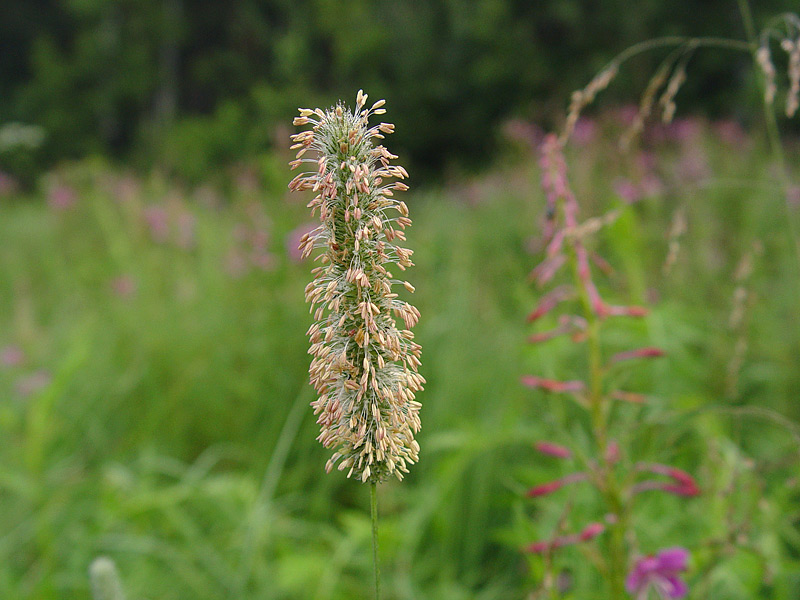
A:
0,0,795,180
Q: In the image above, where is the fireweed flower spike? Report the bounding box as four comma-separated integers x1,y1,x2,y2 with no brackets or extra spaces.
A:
289,90,423,484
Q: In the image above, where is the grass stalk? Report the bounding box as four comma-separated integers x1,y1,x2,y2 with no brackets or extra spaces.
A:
370,482,381,600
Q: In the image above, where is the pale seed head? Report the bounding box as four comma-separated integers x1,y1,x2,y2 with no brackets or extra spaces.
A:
289,91,422,483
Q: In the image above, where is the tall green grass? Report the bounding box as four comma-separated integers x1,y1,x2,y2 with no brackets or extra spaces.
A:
0,118,798,598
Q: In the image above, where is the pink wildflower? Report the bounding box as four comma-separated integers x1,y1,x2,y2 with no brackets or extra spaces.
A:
626,547,689,599
614,178,641,204
605,440,621,464
611,390,647,404
527,286,572,322
714,119,747,147
15,370,51,397
525,521,605,554
521,375,585,394
787,185,800,207
610,347,665,363
633,463,700,497
534,441,572,459
144,206,170,242
527,473,588,498
615,104,639,126
0,345,24,368
572,117,597,145
578,522,605,541
110,275,137,299
48,183,77,211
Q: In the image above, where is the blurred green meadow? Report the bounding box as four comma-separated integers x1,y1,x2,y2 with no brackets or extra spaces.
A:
1,111,799,599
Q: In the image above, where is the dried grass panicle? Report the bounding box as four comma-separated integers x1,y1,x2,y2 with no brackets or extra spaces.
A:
659,62,688,124
756,43,778,106
663,207,687,275
758,14,800,116
289,90,423,483
785,36,800,117
621,59,674,149
561,64,618,144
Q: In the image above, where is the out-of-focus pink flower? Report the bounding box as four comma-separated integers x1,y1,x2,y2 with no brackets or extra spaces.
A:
529,254,567,287
525,521,605,554
527,480,564,498
48,183,77,211
572,117,597,145
578,522,605,541
605,440,621,464
626,547,690,599
610,347,665,363
665,118,701,143
286,222,318,263
633,463,700,497
527,286,572,322
641,174,665,198
521,375,585,394
615,104,639,127
251,251,276,271
144,206,170,242
228,205,277,275
636,151,658,172
528,315,587,344
614,178,641,204
714,119,747,146
15,370,51,397
110,275,137,299
0,345,25,368
534,441,572,459
600,304,649,318
527,472,588,498
611,390,647,404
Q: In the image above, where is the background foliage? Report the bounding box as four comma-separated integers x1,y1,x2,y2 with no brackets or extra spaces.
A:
1,116,800,597
2,1,800,598
1,0,797,180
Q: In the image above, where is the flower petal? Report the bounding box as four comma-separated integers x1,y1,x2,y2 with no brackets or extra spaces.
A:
664,574,688,599
656,547,689,572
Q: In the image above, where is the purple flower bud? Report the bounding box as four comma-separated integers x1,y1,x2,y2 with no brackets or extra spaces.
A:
534,441,572,459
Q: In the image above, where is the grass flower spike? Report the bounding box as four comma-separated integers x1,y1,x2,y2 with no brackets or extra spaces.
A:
89,557,127,600
290,90,423,484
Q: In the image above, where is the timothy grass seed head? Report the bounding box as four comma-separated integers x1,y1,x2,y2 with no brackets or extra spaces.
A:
289,90,423,484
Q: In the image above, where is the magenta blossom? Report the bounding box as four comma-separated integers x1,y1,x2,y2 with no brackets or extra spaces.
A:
626,547,689,599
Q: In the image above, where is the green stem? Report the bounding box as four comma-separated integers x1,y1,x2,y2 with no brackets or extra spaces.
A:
600,36,749,77
370,482,381,600
585,309,627,599
568,250,627,599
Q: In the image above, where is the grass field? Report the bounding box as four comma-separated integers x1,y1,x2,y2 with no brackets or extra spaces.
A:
1,112,799,599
